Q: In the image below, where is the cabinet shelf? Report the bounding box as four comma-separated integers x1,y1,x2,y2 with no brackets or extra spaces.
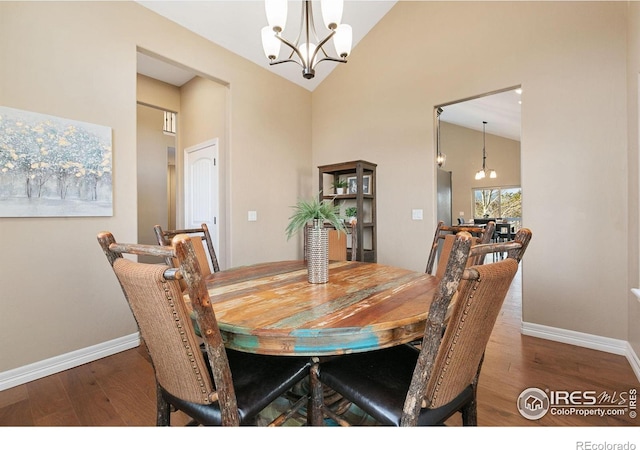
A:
319,160,377,263
323,194,375,200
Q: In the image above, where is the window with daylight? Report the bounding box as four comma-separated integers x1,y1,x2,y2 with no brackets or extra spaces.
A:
473,187,522,227
163,111,176,135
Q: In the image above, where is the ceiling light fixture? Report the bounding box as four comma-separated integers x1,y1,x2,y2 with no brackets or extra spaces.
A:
261,0,352,80
436,107,446,167
475,121,497,180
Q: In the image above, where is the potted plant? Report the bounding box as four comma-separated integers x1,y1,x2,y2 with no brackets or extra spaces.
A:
331,178,348,195
286,195,345,283
345,206,357,225
285,195,345,239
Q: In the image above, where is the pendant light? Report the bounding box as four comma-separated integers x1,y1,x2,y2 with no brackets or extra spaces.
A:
261,0,352,80
436,107,446,167
475,121,497,180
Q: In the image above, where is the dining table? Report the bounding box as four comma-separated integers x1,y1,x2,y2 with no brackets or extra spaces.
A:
197,260,438,355
186,259,440,425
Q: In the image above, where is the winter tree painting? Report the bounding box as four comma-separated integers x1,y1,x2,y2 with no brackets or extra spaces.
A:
0,106,112,217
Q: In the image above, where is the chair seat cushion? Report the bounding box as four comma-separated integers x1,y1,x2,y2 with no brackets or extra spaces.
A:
319,345,473,426
162,349,310,425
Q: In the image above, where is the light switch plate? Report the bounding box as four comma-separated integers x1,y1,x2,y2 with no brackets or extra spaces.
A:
412,209,423,220
248,211,257,221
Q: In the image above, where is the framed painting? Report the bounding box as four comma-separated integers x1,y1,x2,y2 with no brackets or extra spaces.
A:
347,175,371,194
0,106,112,217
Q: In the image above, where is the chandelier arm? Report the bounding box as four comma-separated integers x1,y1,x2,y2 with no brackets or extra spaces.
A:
274,34,306,67
269,59,303,68
313,57,347,66
309,30,337,69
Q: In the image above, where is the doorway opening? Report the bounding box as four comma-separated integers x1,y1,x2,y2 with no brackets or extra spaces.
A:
435,86,522,226
434,85,523,313
136,49,229,268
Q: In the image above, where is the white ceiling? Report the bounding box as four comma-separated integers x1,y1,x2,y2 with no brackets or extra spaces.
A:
135,0,521,141
440,89,522,141
136,0,397,91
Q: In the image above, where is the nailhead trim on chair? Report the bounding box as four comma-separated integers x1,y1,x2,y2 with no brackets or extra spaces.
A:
161,278,214,404
428,277,481,406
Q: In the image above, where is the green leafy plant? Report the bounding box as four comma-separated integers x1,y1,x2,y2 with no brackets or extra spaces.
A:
285,195,345,240
345,206,357,218
331,178,348,191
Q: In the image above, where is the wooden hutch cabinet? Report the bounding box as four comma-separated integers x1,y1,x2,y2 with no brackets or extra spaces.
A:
318,160,377,262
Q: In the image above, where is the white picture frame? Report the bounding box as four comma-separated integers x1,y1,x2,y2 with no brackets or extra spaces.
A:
347,175,371,194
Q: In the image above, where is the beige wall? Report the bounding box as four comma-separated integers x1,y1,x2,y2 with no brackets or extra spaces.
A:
312,1,630,340
136,103,175,253
627,2,640,359
0,1,310,372
136,75,180,255
439,122,521,222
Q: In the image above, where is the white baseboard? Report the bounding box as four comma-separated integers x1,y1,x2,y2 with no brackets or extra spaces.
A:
0,333,140,392
522,322,640,383
625,341,640,382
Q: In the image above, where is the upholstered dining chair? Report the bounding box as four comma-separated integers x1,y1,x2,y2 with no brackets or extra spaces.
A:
426,220,496,276
97,231,311,426
315,230,532,426
154,223,220,275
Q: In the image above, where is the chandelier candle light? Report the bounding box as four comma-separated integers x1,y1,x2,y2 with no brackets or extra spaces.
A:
261,0,353,80
475,121,497,180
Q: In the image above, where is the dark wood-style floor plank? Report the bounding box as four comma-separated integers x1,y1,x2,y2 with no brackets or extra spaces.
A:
0,399,35,426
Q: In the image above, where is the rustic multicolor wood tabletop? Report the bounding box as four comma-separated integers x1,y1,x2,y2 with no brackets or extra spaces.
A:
187,260,439,356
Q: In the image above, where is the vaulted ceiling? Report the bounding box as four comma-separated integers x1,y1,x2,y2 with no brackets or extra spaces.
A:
135,1,520,141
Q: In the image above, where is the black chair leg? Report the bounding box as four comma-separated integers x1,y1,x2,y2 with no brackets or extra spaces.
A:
156,384,171,426
461,399,478,426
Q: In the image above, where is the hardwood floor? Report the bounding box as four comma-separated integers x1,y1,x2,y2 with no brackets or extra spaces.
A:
0,267,637,427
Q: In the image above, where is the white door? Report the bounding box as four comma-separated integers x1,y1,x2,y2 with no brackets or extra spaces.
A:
184,139,219,264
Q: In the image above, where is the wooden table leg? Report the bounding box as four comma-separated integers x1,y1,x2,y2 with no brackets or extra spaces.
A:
308,357,324,426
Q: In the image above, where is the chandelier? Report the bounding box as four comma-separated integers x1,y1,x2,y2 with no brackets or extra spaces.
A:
261,0,353,80
475,121,497,180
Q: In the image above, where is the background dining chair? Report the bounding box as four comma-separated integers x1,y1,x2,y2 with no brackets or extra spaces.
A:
154,223,220,274
493,222,515,260
315,231,531,426
328,229,347,261
426,220,496,276
97,231,310,426
304,222,356,261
